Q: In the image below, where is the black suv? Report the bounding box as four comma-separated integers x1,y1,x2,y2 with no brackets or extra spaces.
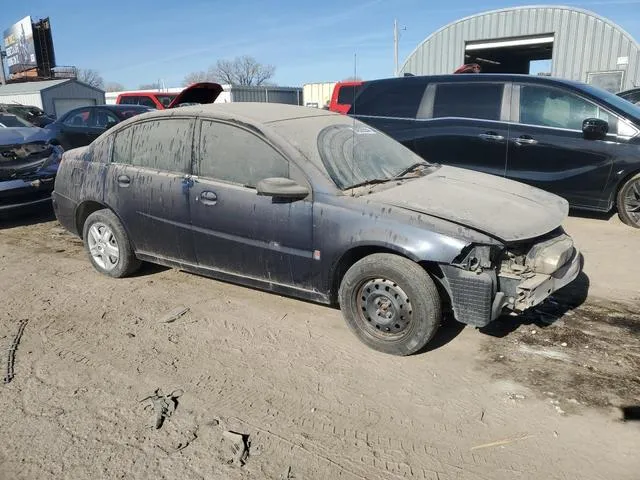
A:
348,75,640,227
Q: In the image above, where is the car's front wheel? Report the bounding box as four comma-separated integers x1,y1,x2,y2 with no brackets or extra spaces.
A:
617,173,640,228
338,253,441,356
83,209,141,277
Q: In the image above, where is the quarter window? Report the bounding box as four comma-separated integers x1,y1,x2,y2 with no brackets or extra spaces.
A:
519,85,613,131
433,83,503,120
129,119,193,173
198,120,288,187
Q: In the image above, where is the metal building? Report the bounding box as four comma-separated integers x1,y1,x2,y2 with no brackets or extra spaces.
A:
0,79,105,117
400,5,640,92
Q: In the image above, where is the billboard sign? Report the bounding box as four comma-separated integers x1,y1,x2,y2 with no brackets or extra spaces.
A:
3,16,37,74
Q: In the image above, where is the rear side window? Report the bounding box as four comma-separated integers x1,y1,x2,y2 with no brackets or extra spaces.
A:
337,85,362,104
128,119,193,173
198,120,288,188
112,127,133,164
352,81,427,118
433,83,503,120
119,96,138,105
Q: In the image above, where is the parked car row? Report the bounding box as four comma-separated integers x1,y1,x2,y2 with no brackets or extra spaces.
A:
330,74,640,228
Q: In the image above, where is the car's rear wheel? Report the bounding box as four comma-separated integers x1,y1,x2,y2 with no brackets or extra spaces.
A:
82,209,141,277
338,253,441,356
617,173,640,228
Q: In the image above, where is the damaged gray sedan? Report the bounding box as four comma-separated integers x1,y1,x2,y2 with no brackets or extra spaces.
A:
52,104,581,355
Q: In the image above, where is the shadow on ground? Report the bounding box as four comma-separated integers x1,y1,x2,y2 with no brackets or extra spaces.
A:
0,206,56,230
480,256,590,339
569,208,617,222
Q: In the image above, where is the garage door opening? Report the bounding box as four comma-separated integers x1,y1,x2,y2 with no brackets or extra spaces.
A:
464,34,553,74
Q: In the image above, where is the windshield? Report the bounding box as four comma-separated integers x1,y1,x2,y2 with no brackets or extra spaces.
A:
579,83,640,122
0,114,33,128
317,124,428,190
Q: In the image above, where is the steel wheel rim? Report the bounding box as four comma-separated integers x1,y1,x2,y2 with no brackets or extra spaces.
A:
87,222,119,271
624,179,640,225
355,278,413,340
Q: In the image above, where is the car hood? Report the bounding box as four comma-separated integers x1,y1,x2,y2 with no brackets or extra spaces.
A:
168,82,223,108
0,127,49,144
366,165,568,242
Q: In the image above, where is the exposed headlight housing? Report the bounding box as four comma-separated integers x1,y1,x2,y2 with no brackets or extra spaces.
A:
525,234,574,275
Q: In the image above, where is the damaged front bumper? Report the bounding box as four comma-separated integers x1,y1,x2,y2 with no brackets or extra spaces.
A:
440,232,581,327
0,175,56,212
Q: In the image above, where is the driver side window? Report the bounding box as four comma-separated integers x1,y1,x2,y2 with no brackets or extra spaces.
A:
198,120,289,188
519,85,612,131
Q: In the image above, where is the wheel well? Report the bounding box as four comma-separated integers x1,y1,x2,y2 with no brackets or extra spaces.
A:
330,246,446,305
615,169,640,207
75,201,107,236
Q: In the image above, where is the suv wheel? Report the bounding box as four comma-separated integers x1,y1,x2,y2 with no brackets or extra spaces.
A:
617,173,640,228
82,209,141,277
338,253,441,356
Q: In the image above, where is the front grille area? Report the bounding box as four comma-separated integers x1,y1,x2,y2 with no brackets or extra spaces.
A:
441,265,495,327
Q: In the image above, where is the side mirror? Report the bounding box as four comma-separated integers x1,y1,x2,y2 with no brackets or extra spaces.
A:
582,118,608,140
256,177,309,200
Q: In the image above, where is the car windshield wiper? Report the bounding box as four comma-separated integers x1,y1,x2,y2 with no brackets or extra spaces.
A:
346,163,439,190
393,162,436,179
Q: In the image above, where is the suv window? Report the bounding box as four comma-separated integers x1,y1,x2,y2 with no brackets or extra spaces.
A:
433,83,503,120
199,120,288,187
119,96,138,105
352,81,426,117
127,119,193,173
519,85,613,130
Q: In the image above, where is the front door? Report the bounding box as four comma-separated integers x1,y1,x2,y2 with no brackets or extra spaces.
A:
506,83,617,209
58,107,93,149
190,119,314,288
413,82,510,177
103,117,197,262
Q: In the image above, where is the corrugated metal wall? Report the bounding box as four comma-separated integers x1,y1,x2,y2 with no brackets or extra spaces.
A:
0,93,43,109
229,86,302,105
400,6,640,90
42,81,105,116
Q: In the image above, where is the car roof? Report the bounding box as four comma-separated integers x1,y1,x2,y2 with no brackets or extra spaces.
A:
135,103,339,125
362,73,590,88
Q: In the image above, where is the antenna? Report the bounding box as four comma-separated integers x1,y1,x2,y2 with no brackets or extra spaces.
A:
351,53,357,196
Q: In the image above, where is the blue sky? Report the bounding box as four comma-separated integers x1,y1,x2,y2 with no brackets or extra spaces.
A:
2,0,640,88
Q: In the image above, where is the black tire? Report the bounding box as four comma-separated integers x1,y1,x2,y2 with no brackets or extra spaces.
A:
82,209,141,278
338,253,441,356
617,173,640,228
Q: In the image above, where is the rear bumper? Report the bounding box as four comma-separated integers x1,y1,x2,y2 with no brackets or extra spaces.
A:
0,177,55,213
51,191,79,235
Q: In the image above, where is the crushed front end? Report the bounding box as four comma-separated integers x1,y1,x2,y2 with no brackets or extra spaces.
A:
440,229,581,327
0,141,63,214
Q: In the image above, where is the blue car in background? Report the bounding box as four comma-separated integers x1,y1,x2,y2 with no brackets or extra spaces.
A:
0,125,63,217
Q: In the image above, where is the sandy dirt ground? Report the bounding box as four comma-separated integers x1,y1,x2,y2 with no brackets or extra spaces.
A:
0,210,639,480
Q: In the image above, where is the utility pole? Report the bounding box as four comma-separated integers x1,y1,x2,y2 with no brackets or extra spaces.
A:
0,51,7,85
394,19,398,77
394,19,406,77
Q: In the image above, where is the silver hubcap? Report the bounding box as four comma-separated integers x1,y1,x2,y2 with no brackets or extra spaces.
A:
356,278,412,339
624,179,640,225
87,222,119,271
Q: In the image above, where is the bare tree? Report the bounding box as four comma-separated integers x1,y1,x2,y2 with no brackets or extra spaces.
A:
77,68,105,89
209,56,275,86
182,70,212,86
105,81,126,92
139,82,161,90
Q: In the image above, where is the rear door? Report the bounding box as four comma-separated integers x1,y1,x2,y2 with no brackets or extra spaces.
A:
87,108,120,143
413,81,510,176
190,119,315,288
103,117,197,262
506,83,617,209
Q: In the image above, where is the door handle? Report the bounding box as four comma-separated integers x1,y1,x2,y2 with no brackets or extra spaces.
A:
199,191,217,205
478,132,505,142
117,175,131,187
514,135,538,146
